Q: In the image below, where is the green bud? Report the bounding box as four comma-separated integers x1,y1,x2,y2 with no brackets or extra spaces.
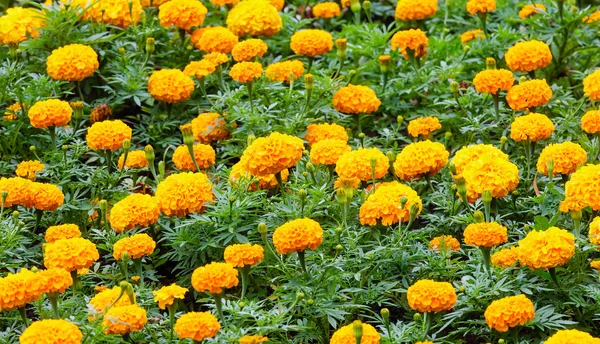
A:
119,281,135,304
445,131,452,140
363,0,371,10
481,190,493,204
448,163,457,175
335,244,343,250
144,145,155,163
350,0,360,12
519,76,527,84
121,252,130,261
30,145,36,152
570,209,582,221
459,286,466,292
304,74,314,90
413,313,421,321
306,162,316,173
473,210,485,223
122,139,131,151
409,203,419,218
397,115,403,124
386,151,396,164
399,196,408,209
353,320,363,342
307,299,314,305
381,308,390,323
450,81,459,95
12,210,19,223
296,292,305,301
336,188,347,205
486,57,496,70
146,37,155,54
546,158,554,177
239,301,246,307
247,134,256,147
158,160,165,179
118,47,126,56
258,222,268,235
61,145,69,151
99,199,108,211
299,189,307,201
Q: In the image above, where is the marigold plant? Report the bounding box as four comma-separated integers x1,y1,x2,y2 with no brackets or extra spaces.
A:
118,150,149,169
153,283,188,309
561,164,600,211
359,181,422,226
335,148,389,181
272,218,323,254
0,268,44,311
407,279,457,313
461,153,519,202
545,329,600,344
583,69,600,101
491,246,520,268
391,29,429,59
589,217,600,245
452,144,508,175
290,29,333,57
44,237,100,272
518,226,575,270
226,0,282,37
28,99,72,129
313,2,341,18
172,144,216,171
536,142,587,176
19,319,82,344
581,110,600,134
191,26,239,53
332,84,381,114
86,120,132,151
506,79,552,111
158,0,207,30
519,3,545,18
510,112,554,142
473,69,514,94
407,116,442,137
330,322,381,344
174,312,220,341
505,40,552,72
464,222,508,247
148,69,195,103
230,62,263,83
305,123,348,145
310,139,351,165
393,140,449,181
240,132,304,176
38,268,73,294
395,0,437,21
0,7,45,45
233,39,269,62
460,29,485,43
265,60,305,83
191,262,239,294
155,172,214,217
484,294,535,332
16,160,44,180
429,235,461,252
466,0,496,15
45,224,81,243
224,243,265,268
89,286,135,318
102,304,147,335
46,44,99,81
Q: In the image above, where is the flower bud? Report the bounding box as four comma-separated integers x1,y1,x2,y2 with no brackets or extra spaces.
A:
381,308,390,323
335,244,343,250
299,189,307,201
62,145,69,151
336,188,347,205
258,222,268,235
386,150,396,164
12,210,19,223
570,209,582,222
353,320,363,342
363,0,371,10
350,0,360,12
307,299,314,305
486,57,496,70
481,190,493,204
336,38,347,60
473,210,485,223
379,55,391,74
145,145,155,163
448,163,457,175
121,252,130,262
450,81,459,96
247,134,256,146
118,47,126,56
459,285,466,292
358,133,365,139
122,139,131,151
413,313,421,321
99,199,108,212
146,37,155,54
546,158,554,177
409,203,419,219
336,227,342,232
296,292,305,301
498,340,505,344
70,101,84,121
463,45,470,53
119,281,135,304
519,76,527,84
158,160,165,179
455,175,467,199
303,149,310,157
306,162,316,173
500,136,508,151
30,145,36,152
239,301,246,307
445,131,452,140
399,196,408,209
348,69,357,79
180,124,194,146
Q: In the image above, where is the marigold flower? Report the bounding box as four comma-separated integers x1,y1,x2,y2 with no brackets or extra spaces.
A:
183,60,217,79
452,144,508,175
141,0,170,7
505,40,552,72
332,84,381,114
273,218,323,254
86,120,132,151
46,44,99,82
395,0,437,21
241,132,304,176
545,329,600,344
158,0,207,30
407,116,442,137
518,226,575,270
491,246,520,268
270,0,284,10
3,102,23,120
391,29,428,59
45,224,81,243
394,140,449,181
583,11,600,23
173,144,216,171
310,139,351,165
102,304,147,335
290,29,333,57
87,0,142,28
330,322,380,344
191,113,230,143
227,0,282,37
464,222,507,247
0,268,44,311
153,283,188,309
233,39,268,62
229,159,290,191
20,319,82,344
589,217,600,245
473,69,514,94
536,142,586,176
32,182,64,211
174,312,220,341
519,3,545,18
510,113,554,142
88,286,135,318
506,79,552,111
156,172,214,217
584,69,600,101
191,262,239,294
484,295,535,332
110,194,160,233
38,268,73,294
224,243,264,268
28,99,72,129
336,148,389,181
118,150,149,169
0,7,45,45
460,29,485,44
334,177,361,190
191,26,239,53
429,235,461,252
148,69,194,103
313,2,341,18
230,62,263,83
204,52,230,67
16,160,45,180
407,279,456,313
305,123,348,145
44,237,99,272
582,110,600,134
210,0,239,6
265,60,305,83
0,176,35,208
561,164,600,211
466,0,495,15
360,181,422,226
461,153,519,202
591,260,600,270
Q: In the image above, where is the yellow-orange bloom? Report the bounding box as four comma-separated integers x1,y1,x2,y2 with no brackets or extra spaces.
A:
583,11,600,23
393,140,449,181
3,102,23,120
0,176,35,208
153,283,188,309
395,0,437,21
86,120,132,151
110,194,160,233
44,237,99,272
582,110,600,134
184,60,216,79
158,0,207,30
407,279,456,313
233,39,268,62
391,29,428,59
224,243,264,267
466,0,495,15
191,113,231,143
491,246,520,268
290,29,333,57
273,218,323,254
313,2,341,18
510,112,554,142
230,62,263,83
429,235,461,252
172,144,216,171
88,286,135,318
148,69,195,103
45,224,81,243
451,144,508,175
156,172,214,217
174,312,220,341
0,268,44,311
226,0,282,37
32,182,64,211
46,44,99,81
102,304,147,335
229,158,290,191
118,150,149,169
305,123,348,145
191,262,239,294
19,319,82,344
37,268,73,295
332,84,381,114
505,40,552,72
473,69,514,94
518,226,575,270
86,0,142,28
336,147,389,181
239,335,269,344
536,142,587,176
463,222,507,247
204,52,230,66
591,260,600,270
561,164,600,211
113,233,156,260
484,295,535,332
28,99,72,129
310,139,351,165
265,60,305,83
0,7,45,45
583,69,600,101
460,29,485,44
461,153,519,202
330,323,381,344
506,79,552,111
16,160,44,180
519,3,545,18
589,216,600,245
545,329,600,344
359,181,422,226
191,26,238,54
240,132,304,176
407,116,441,137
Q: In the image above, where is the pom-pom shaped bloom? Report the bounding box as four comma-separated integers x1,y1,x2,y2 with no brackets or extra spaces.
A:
38,268,73,294
16,160,45,180
102,304,147,335
230,62,263,83
461,153,519,202
336,148,389,181
330,322,381,344
86,120,132,151
519,3,545,18
310,139,351,165
391,29,428,59
88,286,135,317
191,262,239,294
110,194,159,233
204,52,230,66
460,29,485,43
0,176,34,208
156,172,214,217
20,319,82,344
0,7,45,45
153,283,188,309
28,99,72,129
290,29,333,57
44,237,99,272
506,79,552,111
360,181,422,226
590,217,600,245
148,69,194,103
224,243,265,267
305,123,348,145
32,182,64,211
518,226,575,270
191,113,230,143
233,39,268,62
407,279,457,313
273,218,323,254
505,40,552,72
173,144,216,171
536,142,587,176
226,0,282,37
265,60,305,83
491,246,520,268
473,69,515,94
159,0,207,30
45,224,81,243
545,329,600,344
46,44,99,82
463,222,508,247
229,159,289,191
241,132,304,176
561,164,600,211
174,312,220,341
484,295,535,332
466,0,495,14
582,110,600,134
210,0,239,6
313,2,341,18
407,116,442,137
118,150,149,169
239,335,269,344
191,26,238,53
88,0,142,28
394,140,449,181
184,60,217,79
584,70,600,101
429,235,461,252
510,113,554,142
0,268,44,311
452,144,508,175
332,84,381,114
395,0,437,21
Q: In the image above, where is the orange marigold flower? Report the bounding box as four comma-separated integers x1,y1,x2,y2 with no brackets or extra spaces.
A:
270,0,284,10
536,142,587,176
102,304,147,335
461,153,519,202
211,0,239,6
452,144,508,175
113,233,156,260
204,52,230,66
183,60,216,79
28,99,72,129
484,295,535,332
265,60,305,83
191,26,238,53
312,2,341,18
360,181,422,226
118,150,149,169
172,144,216,171
429,235,461,252
88,286,135,318
334,177,361,190
233,39,268,62
224,243,264,267
473,69,514,94
148,69,195,103
545,329,600,344
0,268,44,311
330,322,380,344
589,216,600,245
45,224,81,243
19,319,82,344
0,176,35,208
241,132,304,176
44,237,99,272
305,123,348,145
395,0,437,21
582,110,600,134
174,312,220,341
519,3,545,18
591,259,600,270
191,262,239,294
88,0,142,28
464,222,508,247
46,44,99,81
158,0,207,30
491,246,520,268
336,148,389,181
16,160,45,180
466,0,495,14
32,182,64,211
391,29,428,59
505,40,552,72
583,11,600,23
561,164,600,211
0,7,45,45
510,112,554,142
310,139,351,165
290,29,333,57
407,116,442,137
273,218,323,254
153,283,188,309
3,102,23,120
407,279,457,313
37,268,73,295
191,113,231,143
227,0,282,37
230,62,263,83
506,79,552,111
141,0,170,7
393,140,449,181
86,119,132,151
460,29,485,44
583,69,600,101
109,194,160,233
229,159,290,191
518,226,575,270
156,172,214,217
332,84,381,114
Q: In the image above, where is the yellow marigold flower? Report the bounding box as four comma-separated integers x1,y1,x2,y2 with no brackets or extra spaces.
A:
464,222,507,247
332,84,381,114
519,3,545,18
172,144,216,171
310,139,351,165
211,0,239,6
290,29,333,57
452,144,507,175
0,7,45,45
118,150,149,169
45,224,81,243
44,237,99,272
0,268,44,311
518,226,575,270
429,235,461,252
229,159,290,191
473,69,514,94
395,0,437,21
141,0,170,7
28,99,72,129
461,153,519,202
407,279,456,313
545,329,600,344
582,110,600,134
336,148,389,181
191,112,230,143
305,123,348,145
589,216,600,245
415,342,434,344
393,140,449,181
230,62,263,83
191,262,239,294
38,268,73,294
265,60,305,83
330,322,380,344
102,304,147,335
241,132,304,176
46,44,99,82
19,319,82,344
227,0,282,37
153,283,188,309
204,52,230,66
491,246,520,268
174,312,220,341
407,116,442,137
505,40,552,72
159,0,207,30
584,69,600,101
191,26,239,54
270,0,284,10
466,0,495,15
313,2,341,18
156,172,214,217
233,39,268,62
16,160,45,180
86,119,132,151
224,243,265,267
460,29,485,44
484,295,535,332
536,142,587,176
88,0,142,28
506,79,552,111
183,60,216,79
360,181,422,226
391,29,428,59
583,11,600,23
109,194,160,233
0,176,35,208
334,177,361,190
591,259,600,270
88,286,135,318
510,112,554,142
273,218,323,254
4,102,23,120
561,164,600,211
148,69,194,103
32,182,64,211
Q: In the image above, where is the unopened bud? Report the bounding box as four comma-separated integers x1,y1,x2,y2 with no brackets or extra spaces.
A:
409,203,420,218
122,139,131,151
146,37,155,54
463,45,470,53
450,81,459,95
296,292,305,301
459,286,466,292
121,252,130,261
299,189,307,201
399,196,408,209
258,223,268,235
30,145,36,152
304,74,314,90
379,55,391,73
381,308,390,323
448,163,457,175
336,38,347,60
386,151,396,164
335,244,343,250
486,57,496,69
353,320,363,342
413,313,421,321
473,210,485,223
519,76,527,84
247,134,256,146
498,340,505,344
99,199,107,211
119,281,135,304
363,0,371,10
397,115,403,125
12,210,19,223
546,158,554,177
445,131,452,140
336,188,347,205
306,162,316,173
180,124,194,146
144,145,155,163
118,47,125,56
570,209,582,221
350,0,360,12
482,190,493,204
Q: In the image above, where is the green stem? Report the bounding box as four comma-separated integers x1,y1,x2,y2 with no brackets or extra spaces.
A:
511,327,519,344
481,247,492,279
34,209,43,232
492,93,500,119
478,12,488,36
18,307,29,326
48,292,60,319
212,293,226,326
133,258,144,286
76,81,85,102
186,143,201,172
240,265,250,300
167,303,176,339
307,57,314,73
275,171,285,196
422,312,432,340
549,267,560,288
71,270,81,292
105,150,113,174
298,250,307,273
247,81,254,116
48,126,56,148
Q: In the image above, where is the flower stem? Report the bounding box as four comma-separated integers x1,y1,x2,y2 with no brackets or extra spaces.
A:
48,292,60,319
247,81,254,116
212,293,226,326
133,258,144,286
422,312,432,340
105,150,113,174
167,303,176,339
297,250,307,273
480,247,492,279
492,93,500,119
240,265,251,300
18,307,29,326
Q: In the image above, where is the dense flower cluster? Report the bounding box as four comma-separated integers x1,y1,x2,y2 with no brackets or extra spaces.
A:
466,0,496,14
233,39,268,61
452,144,508,175
336,148,389,181
265,60,305,83
31,182,64,211
184,59,216,79
191,26,239,53
395,0,437,21
473,69,514,94
407,279,457,313
273,218,323,254
191,262,239,294
491,246,520,268
148,69,195,103
506,79,552,111
230,62,263,83
313,2,341,18
16,160,44,180
44,237,99,272
290,29,333,57
518,227,575,270
118,150,149,169
581,110,600,134
19,319,82,344
583,69,600,101
0,7,45,45
153,283,188,309
172,144,216,170
305,123,348,145
536,142,587,176
45,224,81,243
463,222,508,247
484,295,535,332
460,29,485,43
393,140,449,181
174,312,220,341
159,0,208,30
310,139,351,165
241,132,304,176
429,235,461,252
391,29,429,59
510,113,554,142
360,181,422,226
46,44,99,81
330,323,381,344
86,0,142,28
224,243,265,267
28,99,72,129
518,3,545,18
461,153,519,202
561,164,600,211
0,177,35,208
407,116,442,137
86,120,132,151
102,304,147,335
113,233,156,260
155,172,214,217
226,0,282,37
332,84,381,114
505,40,552,72
109,194,160,232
